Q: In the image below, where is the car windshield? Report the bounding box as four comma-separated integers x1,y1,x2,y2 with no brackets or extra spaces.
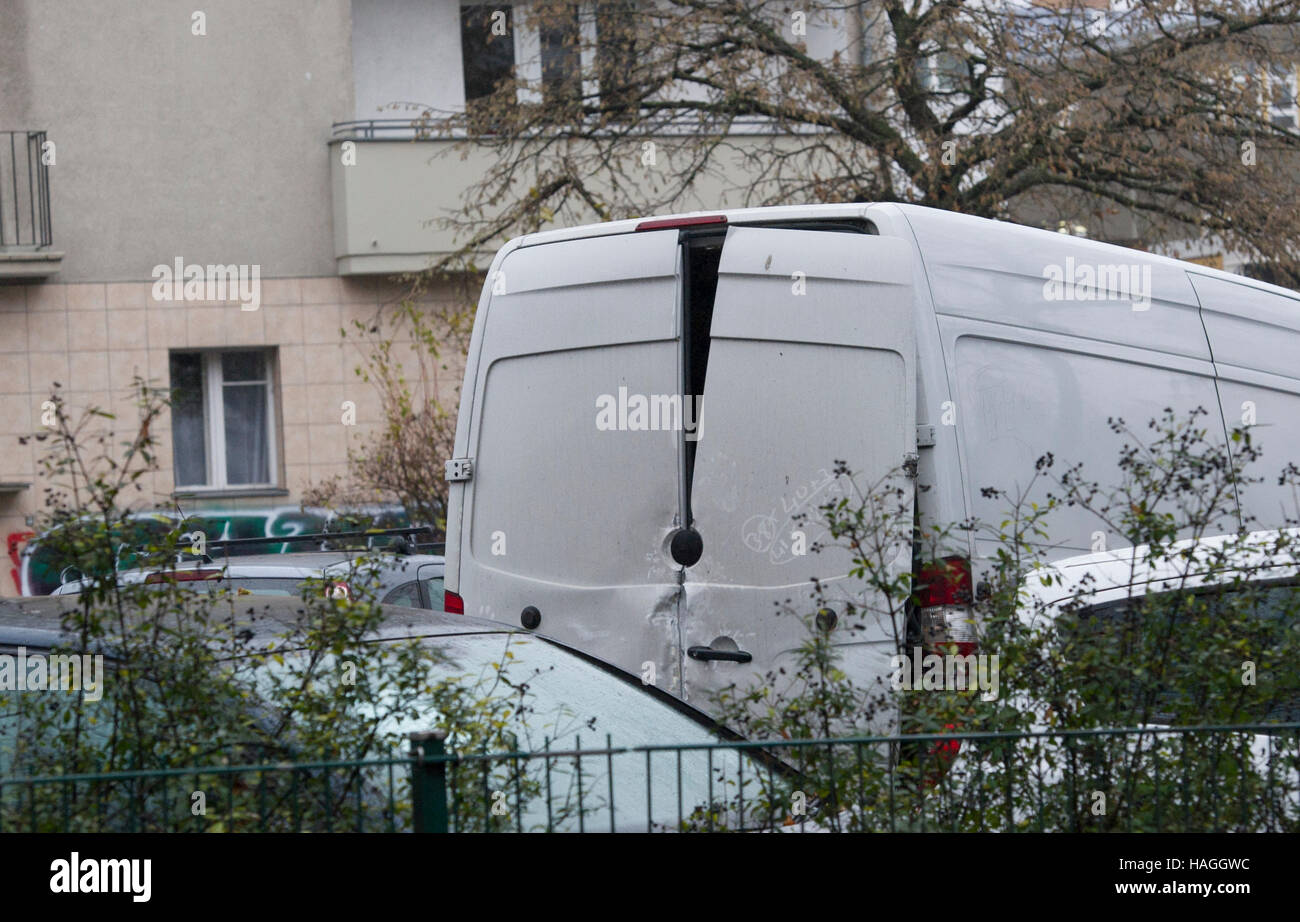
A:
259,630,773,831
2,621,781,831
409,632,773,830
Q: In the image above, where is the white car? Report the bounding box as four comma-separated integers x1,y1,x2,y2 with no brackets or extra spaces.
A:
1019,528,1300,624
939,530,1300,830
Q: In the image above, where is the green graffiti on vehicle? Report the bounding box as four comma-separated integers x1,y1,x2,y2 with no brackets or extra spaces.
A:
21,505,410,596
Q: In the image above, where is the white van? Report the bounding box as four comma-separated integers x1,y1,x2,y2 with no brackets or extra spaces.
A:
441,203,1300,713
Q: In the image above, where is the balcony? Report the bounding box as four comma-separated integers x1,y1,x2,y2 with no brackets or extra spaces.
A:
327,118,821,276
0,130,62,279
329,120,491,275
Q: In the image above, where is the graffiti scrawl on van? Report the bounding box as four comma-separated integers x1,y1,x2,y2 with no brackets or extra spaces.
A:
740,468,847,565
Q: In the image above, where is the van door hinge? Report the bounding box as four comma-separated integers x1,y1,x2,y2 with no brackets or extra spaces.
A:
915,424,936,448
444,458,474,482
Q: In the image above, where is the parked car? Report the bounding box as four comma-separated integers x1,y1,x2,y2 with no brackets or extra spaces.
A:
1016,528,1300,724
0,595,772,832
444,201,1300,716
50,550,446,611
321,553,445,609
937,531,1300,829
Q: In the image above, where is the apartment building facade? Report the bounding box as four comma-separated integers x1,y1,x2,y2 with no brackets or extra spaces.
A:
0,0,870,596
0,1,443,596
0,1,1292,595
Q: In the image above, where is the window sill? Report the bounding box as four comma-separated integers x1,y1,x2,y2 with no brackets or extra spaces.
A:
172,486,290,500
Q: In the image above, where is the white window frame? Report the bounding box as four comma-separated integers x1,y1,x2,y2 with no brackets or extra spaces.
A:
1265,63,1299,129
172,349,279,491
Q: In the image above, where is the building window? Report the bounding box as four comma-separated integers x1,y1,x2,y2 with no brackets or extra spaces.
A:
1267,63,1298,129
461,4,516,104
596,0,638,117
1234,62,1299,130
915,51,965,95
540,3,582,108
169,350,277,490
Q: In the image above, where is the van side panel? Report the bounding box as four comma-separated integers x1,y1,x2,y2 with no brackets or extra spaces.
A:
898,208,1231,555
869,204,971,558
1192,273,1300,527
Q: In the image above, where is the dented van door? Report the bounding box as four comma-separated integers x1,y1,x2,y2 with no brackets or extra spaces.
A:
680,228,918,712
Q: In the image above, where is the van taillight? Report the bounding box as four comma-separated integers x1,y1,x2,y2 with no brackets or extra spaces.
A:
635,215,727,231
444,590,464,614
916,556,972,608
915,556,975,779
916,555,976,649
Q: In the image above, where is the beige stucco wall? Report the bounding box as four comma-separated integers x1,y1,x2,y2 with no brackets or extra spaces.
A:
0,275,466,597
0,0,354,282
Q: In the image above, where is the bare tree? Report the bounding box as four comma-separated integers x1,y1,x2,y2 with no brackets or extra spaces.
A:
305,301,460,537
416,0,1300,278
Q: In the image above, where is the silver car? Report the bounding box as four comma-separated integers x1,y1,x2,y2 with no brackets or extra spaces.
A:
51,550,447,611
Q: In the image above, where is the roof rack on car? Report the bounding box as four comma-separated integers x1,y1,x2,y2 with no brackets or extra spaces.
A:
151,526,444,560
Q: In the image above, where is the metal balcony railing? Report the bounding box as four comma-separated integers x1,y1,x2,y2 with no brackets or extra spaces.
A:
330,113,826,141
0,130,53,249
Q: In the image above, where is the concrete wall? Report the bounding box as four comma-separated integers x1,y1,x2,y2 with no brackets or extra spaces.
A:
351,0,465,119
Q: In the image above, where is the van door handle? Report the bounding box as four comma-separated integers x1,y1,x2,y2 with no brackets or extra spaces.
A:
687,645,752,664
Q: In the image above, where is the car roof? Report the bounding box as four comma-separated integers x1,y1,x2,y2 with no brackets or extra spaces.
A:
323,553,445,572
222,551,445,569
210,551,363,569
56,551,446,592
0,594,505,652
1022,528,1300,611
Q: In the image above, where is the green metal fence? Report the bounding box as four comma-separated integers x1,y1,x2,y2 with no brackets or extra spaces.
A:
3,724,1298,832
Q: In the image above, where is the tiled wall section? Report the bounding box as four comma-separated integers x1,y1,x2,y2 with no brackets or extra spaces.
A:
0,276,466,596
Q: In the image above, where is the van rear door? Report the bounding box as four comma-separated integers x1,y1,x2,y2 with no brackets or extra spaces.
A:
457,230,688,692
680,228,917,710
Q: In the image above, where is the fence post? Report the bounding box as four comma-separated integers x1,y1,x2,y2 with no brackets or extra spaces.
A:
409,730,448,833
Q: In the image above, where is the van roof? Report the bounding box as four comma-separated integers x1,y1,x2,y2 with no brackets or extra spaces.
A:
514,202,875,247
513,202,1300,304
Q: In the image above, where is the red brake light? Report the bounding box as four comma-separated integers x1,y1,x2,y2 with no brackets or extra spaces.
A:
924,722,963,787
913,558,976,787
916,555,977,652
635,215,727,232
916,556,972,608
444,590,464,614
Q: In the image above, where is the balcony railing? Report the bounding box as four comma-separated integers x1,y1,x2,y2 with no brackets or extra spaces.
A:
331,113,826,141
0,130,53,249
